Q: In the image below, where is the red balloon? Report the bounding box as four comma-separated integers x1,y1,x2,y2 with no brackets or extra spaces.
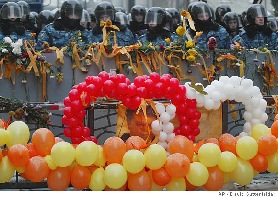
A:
63,96,71,107
68,89,80,101
47,167,71,191
134,76,145,87
127,84,137,97
76,82,87,93
98,71,109,81
149,72,161,83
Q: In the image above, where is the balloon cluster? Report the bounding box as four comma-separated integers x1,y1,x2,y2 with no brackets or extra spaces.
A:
185,76,268,135
151,102,176,152
1,121,278,191
62,71,202,143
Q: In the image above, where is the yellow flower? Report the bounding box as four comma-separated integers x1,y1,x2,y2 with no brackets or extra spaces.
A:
148,42,153,47
188,49,197,56
180,10,188,17
186,41,194,48
195,31,203,38
186,55,196,62
176,26,185,36
165,38,171,44
78,31,82,37
100,20,106,27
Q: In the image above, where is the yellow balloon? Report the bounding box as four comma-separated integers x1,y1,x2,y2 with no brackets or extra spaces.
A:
218,151,238,172
186,162,209,187
75,141,99,166
198,143,221,167
51,142,75,167
15,166,25,173
192,154,199,162
89,167,106,191
267,152,278,173
94,145,106,167
0,156,15,183
0,129,10,146
166,178,186,191
144,144,167,170
251,123,270,141
230,158,254,186
6,121,30,148
44,155,57,170
253,170,259,177
123,149,146,174
104,163,127,189
236,136,258,160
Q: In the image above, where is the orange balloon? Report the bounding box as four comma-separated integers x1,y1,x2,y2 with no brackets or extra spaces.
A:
103,137,127,164
25,143,39,158
32,128,55,156
0,148,3,163
274,114,278,122
70,165,91,190
152,167,171,186
47,167,71,191
165,153,190,178
250,153,268,172
205,138,219,146
203,166,224,191
25,156,50,182
126,136,147,150
20,172,29,180
105,182,127,191
168,135,194,162
184,177,198,191
271,120,278,138
257,135,277,156
87,165,98,174
219,133,237,155
128,170,152,191
8,144,30,167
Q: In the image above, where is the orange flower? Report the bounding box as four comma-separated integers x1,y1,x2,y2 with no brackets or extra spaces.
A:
180,9,188,17
106,19,112,27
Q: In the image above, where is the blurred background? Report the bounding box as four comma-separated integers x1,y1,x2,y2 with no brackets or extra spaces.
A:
0,0,276,17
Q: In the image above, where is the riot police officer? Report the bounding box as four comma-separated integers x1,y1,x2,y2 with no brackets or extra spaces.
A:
128,5,148,39
138,7,171,47
223,12,241,39
0,2,34,41
36,0,94,50
165,8,181,33
215,4,232,27
188,2,231,49
92,1,135,46
232,4,278,50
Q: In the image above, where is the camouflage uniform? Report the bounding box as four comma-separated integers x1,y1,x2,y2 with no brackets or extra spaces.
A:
36,23,94,50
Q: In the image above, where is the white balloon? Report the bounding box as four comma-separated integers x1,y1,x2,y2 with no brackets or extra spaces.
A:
251,118,261,127
230,76,241,88
151,120,162,135
160,112,171,123
210,91,222,103
166,133,175,142
241,78,253,88
186,88,196,99
219,76,230,84
251,108,264,119
162,122,174,134
239,131,249,137
250,97,261,107
159,131,168,142
243,122,252,133
250,86,261,98
259,112,268,123
166,104,176,115
155,103,165,115
225,84,235,101
259,99,267,110
243,111,252,122
204,98,214,110
169,113,176,120
212,101,221,110
157,141,168,149
196,93,205,107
